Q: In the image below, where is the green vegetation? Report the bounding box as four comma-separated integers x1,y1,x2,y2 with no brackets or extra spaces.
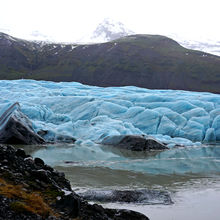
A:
0,33,220,93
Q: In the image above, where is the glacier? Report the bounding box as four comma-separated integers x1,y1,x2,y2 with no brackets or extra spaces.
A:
0,79,220,146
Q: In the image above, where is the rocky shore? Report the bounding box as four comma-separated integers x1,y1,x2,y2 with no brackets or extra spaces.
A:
0,144,149,220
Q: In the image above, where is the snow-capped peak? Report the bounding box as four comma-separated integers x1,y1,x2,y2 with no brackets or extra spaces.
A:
79,18,134,43
168,33,220,56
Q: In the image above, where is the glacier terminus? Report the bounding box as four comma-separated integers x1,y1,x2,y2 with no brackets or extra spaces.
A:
0,79,219,145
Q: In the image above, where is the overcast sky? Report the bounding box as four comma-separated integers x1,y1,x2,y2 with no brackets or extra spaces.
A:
0,0,219,42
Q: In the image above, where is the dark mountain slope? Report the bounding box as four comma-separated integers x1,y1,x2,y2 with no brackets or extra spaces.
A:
0,32,220,93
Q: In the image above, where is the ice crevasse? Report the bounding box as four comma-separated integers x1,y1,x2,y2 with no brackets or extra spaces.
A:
0,79,220,147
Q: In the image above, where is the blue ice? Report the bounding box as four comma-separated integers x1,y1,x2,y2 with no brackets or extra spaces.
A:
0,79,220,146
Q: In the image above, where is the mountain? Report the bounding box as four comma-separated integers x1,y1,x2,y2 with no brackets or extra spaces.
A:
78,19,220,56
0,28,54,42
0,32,220,93
168,34,220,56
79,18,134,43
179,39,220,56
91,18,134,42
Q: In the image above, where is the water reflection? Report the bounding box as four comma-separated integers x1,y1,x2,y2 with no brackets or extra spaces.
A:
13,143,220,220
27,144,220,175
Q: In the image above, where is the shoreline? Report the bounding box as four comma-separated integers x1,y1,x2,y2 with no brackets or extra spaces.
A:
0,144,149,219
102,184,220,220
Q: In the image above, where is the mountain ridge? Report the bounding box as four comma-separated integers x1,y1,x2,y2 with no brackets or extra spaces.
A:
0,32,220,93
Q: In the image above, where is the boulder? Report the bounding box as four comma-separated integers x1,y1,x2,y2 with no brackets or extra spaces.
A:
0,103,45,145
37,130,76,143
102,135,168,151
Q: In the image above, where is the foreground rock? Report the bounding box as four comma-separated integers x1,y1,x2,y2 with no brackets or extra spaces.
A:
79,189,173,205
0,102,45,145
0,144,149,220
102,135,168,151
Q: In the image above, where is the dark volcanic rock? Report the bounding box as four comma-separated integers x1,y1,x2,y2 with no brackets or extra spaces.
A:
79,189,173,205
37,130,76,144
105,209,149,220
102,135,168,151
0,144,149,220
56,193,149,220
0,103,45,145
53,134,76,144
0,144,71,191
0,195,58,220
